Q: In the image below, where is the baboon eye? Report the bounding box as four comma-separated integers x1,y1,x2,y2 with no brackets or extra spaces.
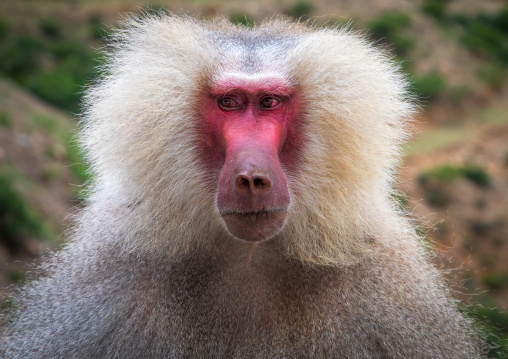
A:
219,96,240,110
259,96,280,109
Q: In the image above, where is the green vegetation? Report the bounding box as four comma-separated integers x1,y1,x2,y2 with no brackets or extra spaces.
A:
449,85,471,104
462,165,491,187
419,165,461,184
64,133,89,184
456,11,508,66
45,145,56,159
0,18,8,41
39,18,61,39
41,165,61,182
421,0,448,22
419,164,490,187
424,187,450,208
230,14,255,27
33,114,58,132
367,11,449,101
405,127,465,155
483,272,508,291
392,192,408,212
418,164,490,208
468,297,508,358
286,1,315,20
421,2,508,66
0,17,97,113
420,4,508,90
0,175,48,252
0,113,11,127
367,11,415,58
142,6,168,17
411,72,446,100
7,268,26,284
478,63,506,89
89,14,110,41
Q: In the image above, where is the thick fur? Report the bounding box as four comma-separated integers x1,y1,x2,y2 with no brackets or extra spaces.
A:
1,15,481,358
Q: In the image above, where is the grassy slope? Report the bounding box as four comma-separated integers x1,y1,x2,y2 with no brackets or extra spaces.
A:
399,87,508,353
0,78,84,290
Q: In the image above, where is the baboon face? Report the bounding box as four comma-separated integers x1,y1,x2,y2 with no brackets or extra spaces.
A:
80,17,413,265
201,73,300,242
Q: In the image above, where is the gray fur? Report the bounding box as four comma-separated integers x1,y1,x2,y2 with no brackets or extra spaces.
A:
1,15,482,358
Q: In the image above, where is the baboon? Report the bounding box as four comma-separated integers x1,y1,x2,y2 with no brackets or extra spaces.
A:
1,15,481,358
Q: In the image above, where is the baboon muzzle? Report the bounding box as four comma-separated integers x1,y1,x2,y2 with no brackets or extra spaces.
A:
217,136,290,242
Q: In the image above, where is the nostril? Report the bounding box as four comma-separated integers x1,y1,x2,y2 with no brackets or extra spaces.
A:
240,177,249,188
253,177,271,192
253,178,264,188
234,173,272,197
235,175,250,193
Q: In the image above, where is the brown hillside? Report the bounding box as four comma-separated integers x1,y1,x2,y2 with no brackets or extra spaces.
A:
400,85,508,307
0,79,82,290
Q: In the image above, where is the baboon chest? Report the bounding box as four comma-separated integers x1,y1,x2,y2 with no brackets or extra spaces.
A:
131,262,360,357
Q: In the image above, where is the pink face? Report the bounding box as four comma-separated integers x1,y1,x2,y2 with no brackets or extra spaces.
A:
201,74,300,242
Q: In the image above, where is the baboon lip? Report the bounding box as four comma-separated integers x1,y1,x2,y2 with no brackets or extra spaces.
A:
220,208,287,216
219,209,288,242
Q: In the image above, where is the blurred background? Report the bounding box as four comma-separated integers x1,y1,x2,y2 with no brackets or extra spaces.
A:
0,0,507,356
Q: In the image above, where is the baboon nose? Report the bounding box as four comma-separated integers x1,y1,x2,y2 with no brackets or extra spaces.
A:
235,172,272,198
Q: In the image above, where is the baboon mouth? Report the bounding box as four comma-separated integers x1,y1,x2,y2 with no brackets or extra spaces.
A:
220,209,288,242
220,208,286,216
